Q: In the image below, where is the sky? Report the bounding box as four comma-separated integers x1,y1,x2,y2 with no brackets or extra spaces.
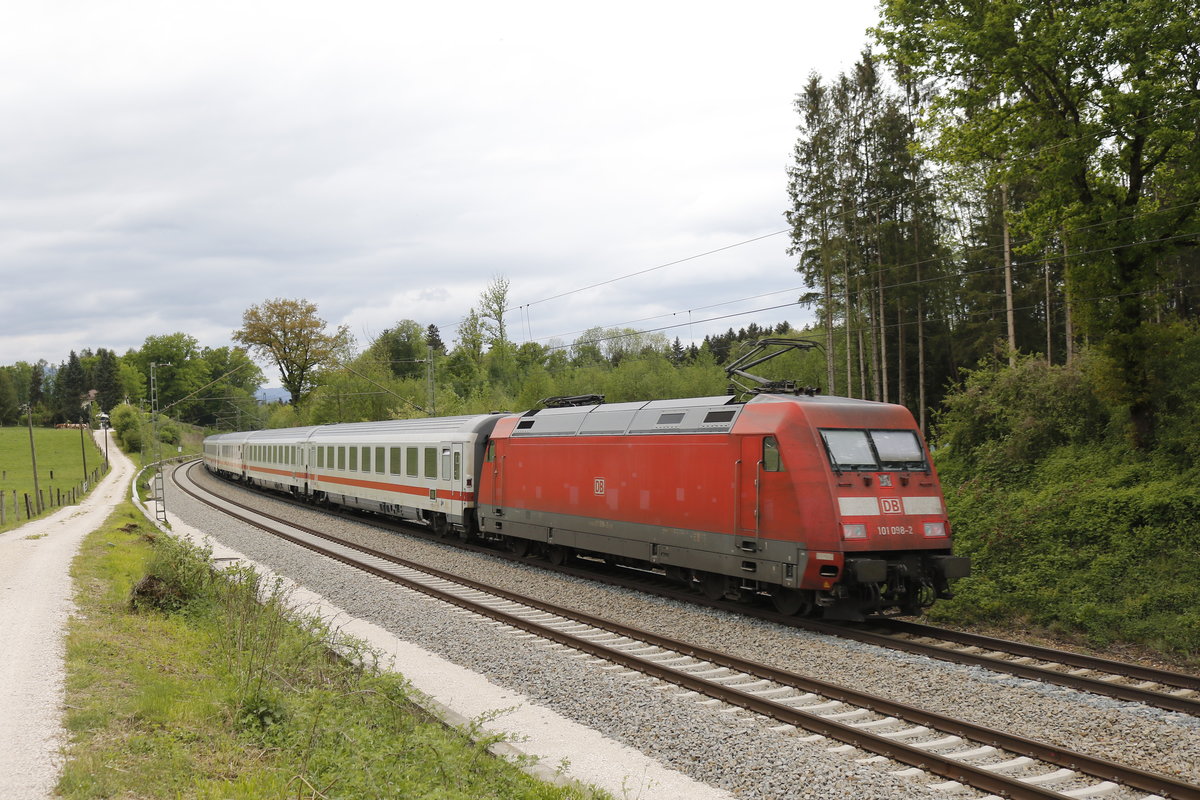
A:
0,0,880,385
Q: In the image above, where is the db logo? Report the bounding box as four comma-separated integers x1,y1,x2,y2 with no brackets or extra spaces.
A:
594,478,606,496
880,497,903,515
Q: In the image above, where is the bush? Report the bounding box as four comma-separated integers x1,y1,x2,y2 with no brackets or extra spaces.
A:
157,422,180,446
109,403,146,452
130,532,216,614
934,353,1111,483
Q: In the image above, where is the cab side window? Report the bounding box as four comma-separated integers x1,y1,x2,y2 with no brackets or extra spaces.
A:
763,436,784,472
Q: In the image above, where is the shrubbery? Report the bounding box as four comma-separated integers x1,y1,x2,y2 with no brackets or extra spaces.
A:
109,403,146,452
931,343,1200,656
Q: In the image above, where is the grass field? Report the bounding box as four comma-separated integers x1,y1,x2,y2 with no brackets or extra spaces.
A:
0,426,108,531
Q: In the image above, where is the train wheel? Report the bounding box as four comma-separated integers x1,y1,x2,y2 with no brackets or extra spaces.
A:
547,545,572,566
509,537,530,558
699,572,728,601
771,588,813,617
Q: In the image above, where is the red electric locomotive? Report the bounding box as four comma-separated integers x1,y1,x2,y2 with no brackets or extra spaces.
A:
477,388,967,619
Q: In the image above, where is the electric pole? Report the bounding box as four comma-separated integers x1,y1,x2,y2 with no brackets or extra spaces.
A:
24,404,42,515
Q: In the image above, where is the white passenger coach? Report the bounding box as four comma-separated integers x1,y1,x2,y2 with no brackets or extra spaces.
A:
203,415,504,535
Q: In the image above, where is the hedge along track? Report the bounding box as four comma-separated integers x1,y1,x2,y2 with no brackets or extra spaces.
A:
174,463,1198,800
184,458,1200,718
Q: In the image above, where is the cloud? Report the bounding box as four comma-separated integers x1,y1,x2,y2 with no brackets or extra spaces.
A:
0,0,872,371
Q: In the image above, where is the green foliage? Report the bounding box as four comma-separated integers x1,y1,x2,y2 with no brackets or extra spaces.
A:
63,508,601,799
130,533,217,614
110,403,146,452
157,422,181,446
934,354,1111,481
0,426,107,531
0,367,18,425
931,351,1200,655
876,0,1200,447
265,402,305,430
932,449,1200,655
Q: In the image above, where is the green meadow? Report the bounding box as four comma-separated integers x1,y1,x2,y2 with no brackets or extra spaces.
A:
0,426,108,531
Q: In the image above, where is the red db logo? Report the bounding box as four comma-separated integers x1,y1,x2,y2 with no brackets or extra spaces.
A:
594,478,606,495
880,497,903,515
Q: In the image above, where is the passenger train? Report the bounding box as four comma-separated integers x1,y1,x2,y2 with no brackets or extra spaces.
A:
203,392,969,619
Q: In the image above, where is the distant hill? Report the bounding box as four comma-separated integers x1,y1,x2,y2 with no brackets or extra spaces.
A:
255,387,290,404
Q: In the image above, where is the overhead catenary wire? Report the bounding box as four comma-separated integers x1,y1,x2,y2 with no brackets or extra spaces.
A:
426,94,1200,348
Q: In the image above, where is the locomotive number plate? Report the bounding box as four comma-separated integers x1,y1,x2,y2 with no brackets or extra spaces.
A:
878,525,914,536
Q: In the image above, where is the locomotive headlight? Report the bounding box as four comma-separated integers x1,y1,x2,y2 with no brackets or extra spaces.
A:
842,524,867,540
923,522,947,538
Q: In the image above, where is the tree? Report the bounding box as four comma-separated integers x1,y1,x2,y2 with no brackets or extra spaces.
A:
233,298,353,405
94,348,122,412
367,320,428,379
426,324,446,355
0,369,18,425
29,361,45,407
56,351,87,423
133,333,212,420
197,346,265,427
876,0,1200,446
453,309,486,365
478,275,511,349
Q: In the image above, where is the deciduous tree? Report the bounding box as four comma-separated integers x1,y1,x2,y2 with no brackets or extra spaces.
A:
876,0,1200,446
233,298,353,406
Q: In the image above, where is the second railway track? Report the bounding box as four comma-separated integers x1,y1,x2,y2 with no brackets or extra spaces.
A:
173,461,1200,800
188,457,1200,717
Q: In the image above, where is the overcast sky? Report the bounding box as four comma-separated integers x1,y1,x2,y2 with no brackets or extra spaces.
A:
1,0,879,384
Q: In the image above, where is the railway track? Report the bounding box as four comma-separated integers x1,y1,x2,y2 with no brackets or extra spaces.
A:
174,462,1199,800
181,457,1200,718
837,618,1200,716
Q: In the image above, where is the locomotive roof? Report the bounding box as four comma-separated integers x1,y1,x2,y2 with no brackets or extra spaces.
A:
512,394,743,437
508,393,907,438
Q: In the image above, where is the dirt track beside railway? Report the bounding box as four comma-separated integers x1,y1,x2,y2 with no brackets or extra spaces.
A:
0,430,132,800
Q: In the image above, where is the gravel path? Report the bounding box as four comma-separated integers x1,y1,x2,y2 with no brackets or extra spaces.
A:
174,466,1200,799
0,431,132,800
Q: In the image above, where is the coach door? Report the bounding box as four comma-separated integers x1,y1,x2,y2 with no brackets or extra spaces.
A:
450,444,464,506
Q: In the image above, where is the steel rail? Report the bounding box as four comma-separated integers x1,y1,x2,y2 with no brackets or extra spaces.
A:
789,616,1200,716
175,463,1200,800
188,459,1200,715
867,617,1200,688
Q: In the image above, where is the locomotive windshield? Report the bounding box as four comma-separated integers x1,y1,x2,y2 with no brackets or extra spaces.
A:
820,429,927,472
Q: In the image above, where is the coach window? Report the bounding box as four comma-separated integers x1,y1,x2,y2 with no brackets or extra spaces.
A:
441,448,451,479
317,448,324,469
453,451,461,480
424,447,437,479
406,447,418,477
361,446,370,473
337,447,346,470
375,447,385,474
389,447,401,475
326,447,334,469
763,436,784,472
349,447,359,471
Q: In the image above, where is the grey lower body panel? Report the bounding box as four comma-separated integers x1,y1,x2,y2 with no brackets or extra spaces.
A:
481,506,806,588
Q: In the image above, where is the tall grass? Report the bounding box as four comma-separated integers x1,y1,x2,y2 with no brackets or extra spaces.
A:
63,505,603,799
